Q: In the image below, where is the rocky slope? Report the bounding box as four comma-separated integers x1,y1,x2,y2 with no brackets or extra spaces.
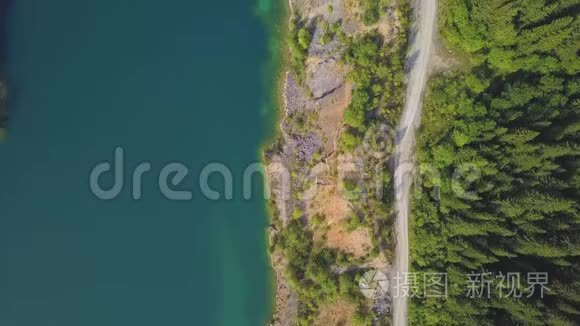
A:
266,0,404,324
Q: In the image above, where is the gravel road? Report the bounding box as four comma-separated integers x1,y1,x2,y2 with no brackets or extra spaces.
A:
391,1,438,325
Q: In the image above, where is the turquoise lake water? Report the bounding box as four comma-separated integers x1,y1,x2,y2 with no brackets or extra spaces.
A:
0,0,279,325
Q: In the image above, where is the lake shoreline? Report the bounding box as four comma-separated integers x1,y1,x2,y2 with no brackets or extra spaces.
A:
256,0,291,323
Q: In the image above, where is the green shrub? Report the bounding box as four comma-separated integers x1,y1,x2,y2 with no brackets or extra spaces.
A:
297,28,312,50
312,214,326,227
346,215,362,232
363,8,380,25
320,33,332,45
341,130,362,151
343,178,362,200
327,4,333,14
292,207,303,219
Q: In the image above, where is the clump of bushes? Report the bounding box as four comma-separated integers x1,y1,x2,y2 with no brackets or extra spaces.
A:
287,15,311,81
277,219,376,324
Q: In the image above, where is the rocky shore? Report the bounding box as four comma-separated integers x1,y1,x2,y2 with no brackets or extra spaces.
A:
265,0,405,324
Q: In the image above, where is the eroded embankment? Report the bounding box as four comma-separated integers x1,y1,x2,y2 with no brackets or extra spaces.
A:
265,0,407,324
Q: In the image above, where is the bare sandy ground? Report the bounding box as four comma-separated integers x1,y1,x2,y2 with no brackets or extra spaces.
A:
307,180,374,258
315,300,357,326
317,83,352,154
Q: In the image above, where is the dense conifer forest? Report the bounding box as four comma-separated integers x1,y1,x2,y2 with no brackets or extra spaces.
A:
411,0,580,324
